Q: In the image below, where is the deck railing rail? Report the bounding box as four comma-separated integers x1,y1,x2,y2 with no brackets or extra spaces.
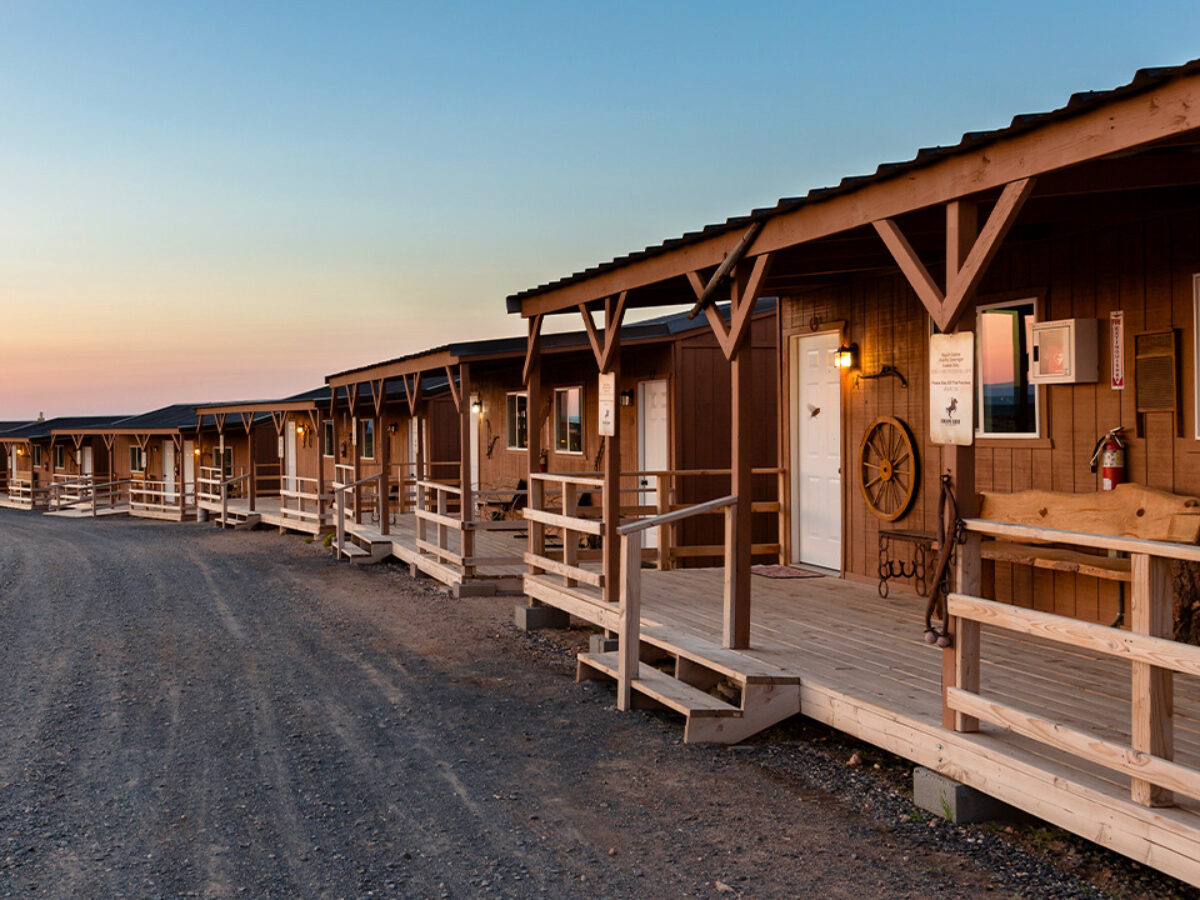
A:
279,475,330,529
8,477,52,508
87,478,132,516
523,472,606,588
128,476,189,515
49,474,95,510
947,518,1200,809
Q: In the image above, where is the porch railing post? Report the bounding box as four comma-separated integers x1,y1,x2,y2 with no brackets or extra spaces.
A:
722,501,737,648
656,473,670,571
336,487,346,559
563,482,578,588
950,531,982,733
529,476,545,573
221,481,228,528
617,530,642,712
1131,551,1174,808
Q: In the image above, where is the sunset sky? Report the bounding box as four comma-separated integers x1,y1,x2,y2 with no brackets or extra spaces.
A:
1,2,1197,418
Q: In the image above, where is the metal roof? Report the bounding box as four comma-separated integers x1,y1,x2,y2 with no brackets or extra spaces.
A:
1,415,131,440
506,59,1200,309
327,298,775,381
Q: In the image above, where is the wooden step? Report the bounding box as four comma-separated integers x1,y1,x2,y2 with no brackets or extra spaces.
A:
339,542,370,559
577,651,741,718
638,624,800,685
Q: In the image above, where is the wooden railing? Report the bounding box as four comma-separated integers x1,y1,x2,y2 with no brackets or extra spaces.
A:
524,472,606,589
615,495,738,710
49,474,95,510
946,518,1200,809
619,467,783,568
128,477,189,514
411,479,526,580
87,478,132,516
197,466,247,506
279,475,330,529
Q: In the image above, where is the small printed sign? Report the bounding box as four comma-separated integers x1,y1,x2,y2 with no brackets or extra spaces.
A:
598,372,616,437
929,332,974,446
1110,310,1125,390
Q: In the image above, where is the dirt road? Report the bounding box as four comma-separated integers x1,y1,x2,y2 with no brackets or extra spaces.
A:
0,511,1183,898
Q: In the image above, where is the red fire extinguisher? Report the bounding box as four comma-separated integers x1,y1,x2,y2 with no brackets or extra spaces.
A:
1090,426,1126,491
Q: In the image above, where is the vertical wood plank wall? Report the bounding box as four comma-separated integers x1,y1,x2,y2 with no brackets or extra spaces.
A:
781,206,1200,624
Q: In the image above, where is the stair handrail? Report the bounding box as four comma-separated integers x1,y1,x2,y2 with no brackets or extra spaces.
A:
331,472,386,558
86,478,133,516
613,494,737,711
217,472,252,526
47,475,95,511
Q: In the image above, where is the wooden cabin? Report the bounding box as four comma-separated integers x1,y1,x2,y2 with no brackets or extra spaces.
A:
0,421,32,495
325,302,777,592
194,388,333,533
0,416,127,510
505,60,1200,887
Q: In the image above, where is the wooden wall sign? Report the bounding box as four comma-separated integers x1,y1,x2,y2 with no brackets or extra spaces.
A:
929,332,975,446
1110,311,1125,390
597,372,616,437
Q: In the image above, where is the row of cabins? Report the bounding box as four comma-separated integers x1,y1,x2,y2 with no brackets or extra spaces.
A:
7,59,1200,887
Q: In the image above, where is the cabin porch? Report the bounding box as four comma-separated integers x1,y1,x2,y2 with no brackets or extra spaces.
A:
524,558,1200,887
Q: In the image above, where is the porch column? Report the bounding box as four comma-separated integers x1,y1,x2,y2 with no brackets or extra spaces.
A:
415,412,426,546
727,265,754,649
525,316,546,590
247,426,257,513
459,363,476,578
379,408,391,537
602,332,621,607
352,414,362,525
316,415,327,526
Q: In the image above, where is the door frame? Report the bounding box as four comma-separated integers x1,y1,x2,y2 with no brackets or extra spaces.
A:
636,378,671,550
789,329,845,571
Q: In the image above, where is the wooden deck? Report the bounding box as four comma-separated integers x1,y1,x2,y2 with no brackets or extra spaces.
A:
200,496,327,535
346,512,527,594
528,566,1200,886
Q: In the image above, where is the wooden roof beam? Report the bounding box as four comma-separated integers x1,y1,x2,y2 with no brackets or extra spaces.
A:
873,177,1034,332
687,254,772,361
522,314,543,387
444,366,462,412
686,221,763,320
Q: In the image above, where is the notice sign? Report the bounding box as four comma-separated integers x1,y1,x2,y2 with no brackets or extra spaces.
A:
1111,310,1125,390
598,372,616,436
929,332,974,446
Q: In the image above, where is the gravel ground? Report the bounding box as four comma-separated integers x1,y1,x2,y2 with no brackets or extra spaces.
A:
0,509,1195,899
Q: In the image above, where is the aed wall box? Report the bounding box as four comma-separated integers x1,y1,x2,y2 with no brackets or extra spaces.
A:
1030,318,1099,384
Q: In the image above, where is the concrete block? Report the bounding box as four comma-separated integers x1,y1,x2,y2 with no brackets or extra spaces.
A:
514,604,570,631
913,767,1016,824
589,635,619,654
454,581,497,598
196,509,208,523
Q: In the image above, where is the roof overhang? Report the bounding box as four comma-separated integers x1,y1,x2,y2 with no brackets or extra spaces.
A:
507,63,1200,318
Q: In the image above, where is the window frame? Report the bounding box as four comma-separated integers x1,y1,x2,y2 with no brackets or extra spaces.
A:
322,421,335,457
54,445,65,470
975,296,1042,440
129,445,146,473
506,392,529,450
359,418,375,460
553,385,584,455
31,445,42,468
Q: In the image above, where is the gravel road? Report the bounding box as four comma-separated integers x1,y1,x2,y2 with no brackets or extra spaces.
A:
0,510,1192,899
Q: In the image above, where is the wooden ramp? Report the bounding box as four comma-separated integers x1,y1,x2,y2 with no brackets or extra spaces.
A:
523,566,1200,887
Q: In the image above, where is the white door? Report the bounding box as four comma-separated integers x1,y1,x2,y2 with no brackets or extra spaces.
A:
81,446,94,477
183,441,195,502
160,440,175,503
285,425,297,492
637,380,670,549
792,332,842,569
469,409,480,492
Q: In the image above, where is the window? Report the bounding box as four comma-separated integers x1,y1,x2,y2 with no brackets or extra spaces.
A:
129,445,146,473
54,445,65,469
554,386,583,454
32,445,42,468
216,447,233,477
360,418,375,460
323,421,334,457
506,392,528,449
977,298,1039,437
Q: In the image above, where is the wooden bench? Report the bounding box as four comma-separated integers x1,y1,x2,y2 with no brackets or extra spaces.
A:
978,483,1200,583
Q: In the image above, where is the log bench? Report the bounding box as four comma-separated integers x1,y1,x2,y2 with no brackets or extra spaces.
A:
978,483,1200,584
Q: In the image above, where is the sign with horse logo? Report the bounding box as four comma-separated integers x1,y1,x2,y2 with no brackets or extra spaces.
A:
929,332,974,446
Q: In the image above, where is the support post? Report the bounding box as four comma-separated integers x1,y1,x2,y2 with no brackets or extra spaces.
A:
380,412,391,536
415,414,426,547
952,529,982,732
617,530,642,712
316,420,327,527
602,327,621,606
1130,552,1174,807
656,473,670,571
940,443,976,729
459,363,476,579
247,427,257,513
726,268,754,649
527,322,545,586
352,416,362,525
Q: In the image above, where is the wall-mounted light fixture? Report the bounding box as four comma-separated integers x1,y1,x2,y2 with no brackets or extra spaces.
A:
470,392,482,414
619,390,635,407
833,343,858,370
193,446,201,456
387,422,398,434
295,422,306,436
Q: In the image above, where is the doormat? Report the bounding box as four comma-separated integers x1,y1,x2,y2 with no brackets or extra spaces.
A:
751,565,824,579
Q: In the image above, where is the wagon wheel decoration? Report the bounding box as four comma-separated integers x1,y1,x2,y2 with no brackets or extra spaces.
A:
858,416,918,521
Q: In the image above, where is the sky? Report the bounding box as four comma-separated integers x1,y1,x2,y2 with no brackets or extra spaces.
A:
1,1,1198,417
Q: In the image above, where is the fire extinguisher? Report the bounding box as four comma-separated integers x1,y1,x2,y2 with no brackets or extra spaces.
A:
1089,426,1126,491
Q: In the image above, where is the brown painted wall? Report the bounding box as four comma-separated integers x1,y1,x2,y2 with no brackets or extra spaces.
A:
780,203,1200,624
